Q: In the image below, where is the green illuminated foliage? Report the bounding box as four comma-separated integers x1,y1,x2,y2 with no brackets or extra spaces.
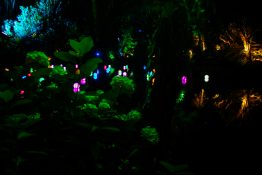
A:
80,58,103,76
120,32,137,55
114,110,142,121
127,110,142,120
54,36,102,75
52,51,76,62
50,66,67,76
159,161,191,174
110,76,135,96
46,82,58,89
98,99,111,110
108,51,115,60
0,89,15,102
80,103,98,114
5,113,28,124
176,90,186,104
54,36,95,63
69,36,94,57
26,51,50,68
141,126,159,144
17,131,33,140
1,0,61,39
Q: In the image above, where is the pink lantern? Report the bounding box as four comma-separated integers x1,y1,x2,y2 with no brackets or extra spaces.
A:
20,90,25,95
73,83,80,93
181,75,187,85
80,78,86,85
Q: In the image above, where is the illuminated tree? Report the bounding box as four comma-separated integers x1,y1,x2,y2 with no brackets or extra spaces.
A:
1,0,61,39
219,22,262,64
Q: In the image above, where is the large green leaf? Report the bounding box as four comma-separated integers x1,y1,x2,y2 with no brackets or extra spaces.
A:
33,68,51,79
6,114,28,123
159,161,189,173
54,51,77,63
99,126,121,132
69,39,81,55
12,99,32,107
80,58,102,75
79,36,94,54
17,131,33,139
0,90,14,102
69,36,94,57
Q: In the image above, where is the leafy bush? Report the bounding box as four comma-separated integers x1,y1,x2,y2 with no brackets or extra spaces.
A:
110,76,135,96
26,51,50,68
141,126,159,144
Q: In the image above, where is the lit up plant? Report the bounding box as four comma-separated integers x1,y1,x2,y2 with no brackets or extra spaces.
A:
110,76,135,96
1,0,61,39
141,126,159,144
25,51,50,68
54,36,102,75
119,31,137,56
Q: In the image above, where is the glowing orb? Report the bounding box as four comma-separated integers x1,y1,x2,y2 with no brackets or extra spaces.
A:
204,74,209,82
80,78,86,85
95,51,101,57
181,75,187,85
73,83,80,93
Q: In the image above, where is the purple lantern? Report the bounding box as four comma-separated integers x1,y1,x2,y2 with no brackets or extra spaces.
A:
73,83,80,93
181,75,187,85
80,78,86,85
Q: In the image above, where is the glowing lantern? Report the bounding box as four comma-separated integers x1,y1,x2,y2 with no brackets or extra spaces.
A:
106,67,111,73
75,69,80,75
188,49,193,60
215,44,221,51
39,77,45,82
39,77,45,86
152,78,156,85
80,78,86,85
181,75,187,85
93,73,98,80
73,83,80,93
75,64,80,74
204,74,209,82
118,70,122,76
20,90,25,95
95,51,101,57
123,72,127,76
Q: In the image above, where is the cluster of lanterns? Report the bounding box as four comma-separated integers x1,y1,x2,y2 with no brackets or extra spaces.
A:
117,65,129,77
180,74,209,86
